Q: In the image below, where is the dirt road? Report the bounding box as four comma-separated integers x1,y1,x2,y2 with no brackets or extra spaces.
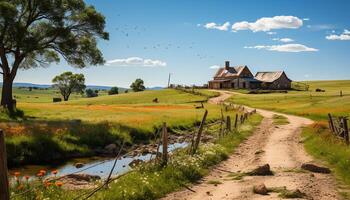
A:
163,90,340,200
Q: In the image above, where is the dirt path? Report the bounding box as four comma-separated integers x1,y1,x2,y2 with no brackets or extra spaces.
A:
163,90,340,200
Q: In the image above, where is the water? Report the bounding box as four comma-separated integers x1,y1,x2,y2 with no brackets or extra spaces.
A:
9,142,188,181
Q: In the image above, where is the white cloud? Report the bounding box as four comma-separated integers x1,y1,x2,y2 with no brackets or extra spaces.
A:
272,38,294,42
280,38,294,43
105,57,167,67
204,22,230,31
326,29,350,40
267,31,277,35
303,18,310,21
209,65,221,69
232,16,303,32
244,43,318,52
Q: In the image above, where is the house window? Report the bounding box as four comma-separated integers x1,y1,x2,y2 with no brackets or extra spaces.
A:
243,82,246,88
231,83,235,88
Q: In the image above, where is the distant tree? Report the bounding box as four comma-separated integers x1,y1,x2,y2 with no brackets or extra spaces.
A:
108,87,119,95
0,0,108,112
86,88,98,98
130,79,145,92
124,90,128,93
52,72,86,101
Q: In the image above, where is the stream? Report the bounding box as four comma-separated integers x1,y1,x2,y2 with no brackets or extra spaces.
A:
9,142,188,182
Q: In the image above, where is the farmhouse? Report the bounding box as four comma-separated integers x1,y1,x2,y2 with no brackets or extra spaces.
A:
208,61,292,90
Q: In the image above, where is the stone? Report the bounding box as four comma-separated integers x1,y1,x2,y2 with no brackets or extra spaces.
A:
75,163,85,168
301,163,331,174
253,184,268,195
104,143,118,154
248,164,273,176
65,174,101,182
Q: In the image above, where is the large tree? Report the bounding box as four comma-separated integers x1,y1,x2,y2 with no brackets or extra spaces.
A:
52,71,85,101
0,0,109,112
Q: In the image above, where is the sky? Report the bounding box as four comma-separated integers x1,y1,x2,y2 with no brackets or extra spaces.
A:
15,0,350,88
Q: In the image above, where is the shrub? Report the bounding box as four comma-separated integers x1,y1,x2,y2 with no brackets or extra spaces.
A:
108,87,119,95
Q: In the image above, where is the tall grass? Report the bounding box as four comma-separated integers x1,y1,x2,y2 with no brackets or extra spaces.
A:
10,114,262,200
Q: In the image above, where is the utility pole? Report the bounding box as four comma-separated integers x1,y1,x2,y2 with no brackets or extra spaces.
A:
167,73,172,88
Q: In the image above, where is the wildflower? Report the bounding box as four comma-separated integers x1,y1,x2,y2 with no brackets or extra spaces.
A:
14,171,21,177
39,170,47,175
55,181,63,187
37,172,44,177
24,175,30,181
45,181,53,187
52,170,58,175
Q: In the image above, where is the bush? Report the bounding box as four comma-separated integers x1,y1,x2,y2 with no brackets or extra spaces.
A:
108,87,119,95
53,97,62,102
85,88,98,98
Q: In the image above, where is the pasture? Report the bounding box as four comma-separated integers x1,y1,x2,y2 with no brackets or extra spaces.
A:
1,88,240,167
228,80,350,121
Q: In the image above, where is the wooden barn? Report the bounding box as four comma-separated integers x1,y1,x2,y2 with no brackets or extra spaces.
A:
254,71,292,90
208,61,292,90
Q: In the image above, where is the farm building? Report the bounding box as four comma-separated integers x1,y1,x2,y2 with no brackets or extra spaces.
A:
255,71,292,90
208,61,292,90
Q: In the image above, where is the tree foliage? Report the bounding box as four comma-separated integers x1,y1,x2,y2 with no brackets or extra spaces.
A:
85,88,98,98
108,86,119,95
130,79,145,92
52,71,86,101
0,0,108,111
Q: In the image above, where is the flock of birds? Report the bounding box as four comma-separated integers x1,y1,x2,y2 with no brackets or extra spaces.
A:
114,24,214,60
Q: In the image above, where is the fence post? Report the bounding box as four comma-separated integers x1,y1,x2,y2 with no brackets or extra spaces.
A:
162,122,168,165
192,110,208,154
226,116,231,132
340,90,343,97
342,117,349,145
240,115,243,124
0,130,9,200
328,113,335,133
234,114,238,128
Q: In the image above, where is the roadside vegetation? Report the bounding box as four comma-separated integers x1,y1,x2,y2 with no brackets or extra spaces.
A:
228,80,350,193
302,124,350,188
10,113,262,200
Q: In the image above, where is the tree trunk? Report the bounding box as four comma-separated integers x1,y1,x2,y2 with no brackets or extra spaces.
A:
1,75,14,113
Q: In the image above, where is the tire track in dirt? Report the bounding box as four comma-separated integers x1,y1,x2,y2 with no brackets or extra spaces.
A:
162,90,340,200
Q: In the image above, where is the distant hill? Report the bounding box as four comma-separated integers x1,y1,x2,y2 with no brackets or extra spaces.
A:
0,82,129,91
1,82,163,91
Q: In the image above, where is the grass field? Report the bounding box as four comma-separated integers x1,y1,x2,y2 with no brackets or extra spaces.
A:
228,80,350,121
1,88,232,167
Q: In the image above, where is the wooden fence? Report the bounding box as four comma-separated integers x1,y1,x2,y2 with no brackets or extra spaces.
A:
0,107,257,200
328,113,349,145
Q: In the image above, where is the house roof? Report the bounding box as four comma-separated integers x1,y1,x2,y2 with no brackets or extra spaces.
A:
254,71,291,82
214,66,248,78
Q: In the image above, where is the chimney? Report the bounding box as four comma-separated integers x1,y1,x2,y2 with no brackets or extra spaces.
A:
225,61,230,70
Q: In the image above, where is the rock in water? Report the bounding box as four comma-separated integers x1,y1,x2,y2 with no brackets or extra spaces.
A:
65,174,101,181
253,184,268,195
301,163,331,174
248,164,273,176
75,163,85,168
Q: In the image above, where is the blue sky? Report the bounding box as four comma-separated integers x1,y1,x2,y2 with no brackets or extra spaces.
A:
16,0,350,87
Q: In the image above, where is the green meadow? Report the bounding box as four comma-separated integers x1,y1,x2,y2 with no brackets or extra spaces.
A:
228,80,350,121
1,88,242,167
